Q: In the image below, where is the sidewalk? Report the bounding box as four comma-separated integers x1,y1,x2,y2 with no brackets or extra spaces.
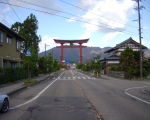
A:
0,73,54,95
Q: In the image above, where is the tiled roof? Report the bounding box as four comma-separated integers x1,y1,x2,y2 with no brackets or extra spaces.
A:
104,37,147,53
0,22,25,41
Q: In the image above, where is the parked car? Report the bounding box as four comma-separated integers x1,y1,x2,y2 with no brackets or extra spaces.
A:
0,93,10,113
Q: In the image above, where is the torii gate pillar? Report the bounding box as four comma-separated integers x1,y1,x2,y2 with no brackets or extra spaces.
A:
79,43,83,63
60,43,64,64
54,39,89,65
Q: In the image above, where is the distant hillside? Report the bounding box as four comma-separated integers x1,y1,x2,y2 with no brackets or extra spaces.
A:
38,46,111,63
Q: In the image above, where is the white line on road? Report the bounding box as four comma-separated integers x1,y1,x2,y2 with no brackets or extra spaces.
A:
70,70,74,76
125,86,150,105
143,82,150,84
57,79,74,80
10,72,65,110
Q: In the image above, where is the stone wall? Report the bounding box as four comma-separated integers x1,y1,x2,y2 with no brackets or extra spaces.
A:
108,70,125,79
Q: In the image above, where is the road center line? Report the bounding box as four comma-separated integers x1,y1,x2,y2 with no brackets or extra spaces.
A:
125,86,150,105
10,72,64,110
70,70,74,76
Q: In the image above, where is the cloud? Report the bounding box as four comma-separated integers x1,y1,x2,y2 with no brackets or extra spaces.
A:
67,17,76,22
78,32,95,47
102,32,122,43
133,38,146,45
143,26,149,30
76,0,137,46
0,6,10,13
39,35,59,52
80,0,136,34
8,0,63,15
76,0,99,9
78,31,91,39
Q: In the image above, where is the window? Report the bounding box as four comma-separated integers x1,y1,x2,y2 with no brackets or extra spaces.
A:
3,61,7,68
7,37,12,44
10,62,16,68
0,32,3,43
17,41,21,50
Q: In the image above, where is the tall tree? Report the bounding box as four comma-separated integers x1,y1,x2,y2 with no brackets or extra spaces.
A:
11,13,41,54
23,47,38,79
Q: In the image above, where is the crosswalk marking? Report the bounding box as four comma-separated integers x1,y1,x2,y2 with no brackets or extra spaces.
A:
55,76,97,80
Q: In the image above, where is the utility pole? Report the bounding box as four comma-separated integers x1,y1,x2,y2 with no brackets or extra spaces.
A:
45,43,50,57
45,43,46,57
134,0,143,79
137,0,143,79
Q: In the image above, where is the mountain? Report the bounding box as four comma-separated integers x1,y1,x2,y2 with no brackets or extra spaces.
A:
38,46,112,63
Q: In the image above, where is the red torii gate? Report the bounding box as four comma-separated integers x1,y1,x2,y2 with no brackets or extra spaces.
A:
53,39,89,64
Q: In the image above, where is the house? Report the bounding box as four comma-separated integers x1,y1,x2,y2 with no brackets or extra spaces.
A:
99,37,148,75
0,22,25,68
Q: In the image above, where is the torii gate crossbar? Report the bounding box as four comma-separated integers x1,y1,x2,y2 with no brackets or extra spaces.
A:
53,39,89,64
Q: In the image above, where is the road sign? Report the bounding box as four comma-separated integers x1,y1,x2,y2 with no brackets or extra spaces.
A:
26,49,32,56
65,59,70,64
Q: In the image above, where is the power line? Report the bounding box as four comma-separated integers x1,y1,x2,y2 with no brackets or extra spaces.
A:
17,0,120,29
6,0,22,22
0,16,11,28
0,1,139,36
59,0,138,29
144,0,150,7
17,0,139,30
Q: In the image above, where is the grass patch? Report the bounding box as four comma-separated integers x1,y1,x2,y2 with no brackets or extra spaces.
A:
144,78,150,80
24,79,37,85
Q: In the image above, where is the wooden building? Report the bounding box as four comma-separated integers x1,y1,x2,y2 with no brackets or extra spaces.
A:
100,37,148,75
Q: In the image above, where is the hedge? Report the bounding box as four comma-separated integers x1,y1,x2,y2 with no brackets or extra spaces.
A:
0,67,38,84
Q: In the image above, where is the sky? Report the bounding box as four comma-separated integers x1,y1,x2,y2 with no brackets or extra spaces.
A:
0,0,150,53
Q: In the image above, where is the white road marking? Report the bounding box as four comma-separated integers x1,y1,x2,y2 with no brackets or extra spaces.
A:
82,77,86,79
57,79,74,80
125,86,150,105
70,70,74,76
78,72,91,78
10,72,65,110
78,77,81,79
144,82,150,84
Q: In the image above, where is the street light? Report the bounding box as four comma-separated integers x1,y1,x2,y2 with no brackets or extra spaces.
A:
45,43,50,57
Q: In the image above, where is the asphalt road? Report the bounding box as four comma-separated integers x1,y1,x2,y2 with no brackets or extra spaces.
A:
0,69,150,120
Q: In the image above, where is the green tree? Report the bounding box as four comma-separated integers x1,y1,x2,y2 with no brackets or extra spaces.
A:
11,13,41,54
23,47,38,79
38,57,46,73
120,47,139,75
44,53,54,76
76,63,84,69
53,59,61,71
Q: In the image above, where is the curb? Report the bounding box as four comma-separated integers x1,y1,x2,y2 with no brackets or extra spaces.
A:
6,70,64,96
7,77,48,96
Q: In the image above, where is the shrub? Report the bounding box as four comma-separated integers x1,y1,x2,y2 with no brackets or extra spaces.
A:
110,66,122,71
0,67,38,84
